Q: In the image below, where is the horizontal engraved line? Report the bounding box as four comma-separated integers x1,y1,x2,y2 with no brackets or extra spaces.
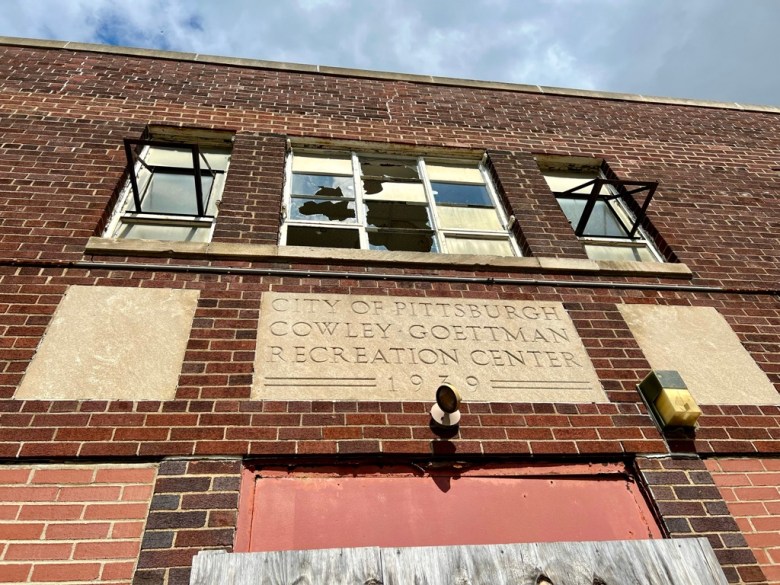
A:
490,380,592,385
264,377,377,381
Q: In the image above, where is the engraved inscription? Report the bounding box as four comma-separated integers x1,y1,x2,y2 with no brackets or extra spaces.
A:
252,293,606,403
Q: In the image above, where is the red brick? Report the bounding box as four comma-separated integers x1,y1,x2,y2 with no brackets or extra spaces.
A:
73,540,140,559
30,562,101,582
83,503,150,520
57,485,122,502
0,469,30,484
30,468,94,484
5,542,72,560
0,564,32,582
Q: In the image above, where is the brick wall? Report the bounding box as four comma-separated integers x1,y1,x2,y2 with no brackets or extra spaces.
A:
134,458,241,585
637,456,766,584
707,458,780,584
0,463,156,584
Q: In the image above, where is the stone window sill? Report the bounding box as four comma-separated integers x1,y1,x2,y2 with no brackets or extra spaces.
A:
85,237,693,279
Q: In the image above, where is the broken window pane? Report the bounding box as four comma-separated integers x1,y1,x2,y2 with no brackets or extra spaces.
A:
426,164,483,184
368,230,436,252
362,181,427,202
446,236,515,257
359,158,419,180
286,226,360,249
292,154,353,175
584,243,657,262
290,198,356,223
291,174,354,198
437,206,502,231
557,197,627,237
432,182,493,207
142,172,214,215
365,201,431,230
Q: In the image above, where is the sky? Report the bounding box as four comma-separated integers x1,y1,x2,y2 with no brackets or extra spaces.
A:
1,0,778,107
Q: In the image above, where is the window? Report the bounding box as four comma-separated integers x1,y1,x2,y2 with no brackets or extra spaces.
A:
539,159,661,262
281,149,519,256
103,130,232,242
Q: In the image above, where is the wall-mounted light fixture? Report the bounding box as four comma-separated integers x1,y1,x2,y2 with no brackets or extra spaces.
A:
638,370,701,430
430,384,461,427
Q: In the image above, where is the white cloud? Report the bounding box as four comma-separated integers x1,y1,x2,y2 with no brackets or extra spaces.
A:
0,0,776,105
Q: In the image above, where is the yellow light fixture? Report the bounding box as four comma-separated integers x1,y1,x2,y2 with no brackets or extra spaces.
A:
430,384,462,427
638,370,701,429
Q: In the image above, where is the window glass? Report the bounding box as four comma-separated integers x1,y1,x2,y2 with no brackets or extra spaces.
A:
557,198,627,238
290,198,356,223
115,223,211,242
584,243,656,262
359,158,419,180
368,230,437,252
286,226,361,249
431,183,493,207
426,164,483,183
365,201,431,230
141,173,214,215
437,206,502,231
362,181,427,203
291,154,352,175
291,174,354,198
445,237,515,257
283,150,517,257
105,138,231,242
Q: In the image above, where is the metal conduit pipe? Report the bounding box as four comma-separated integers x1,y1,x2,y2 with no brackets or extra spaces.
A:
2,259,779,296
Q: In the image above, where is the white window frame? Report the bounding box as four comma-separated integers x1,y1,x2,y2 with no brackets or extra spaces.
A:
103,142,230,243
280,149,520,256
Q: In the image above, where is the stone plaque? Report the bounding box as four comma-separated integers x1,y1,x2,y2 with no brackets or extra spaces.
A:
619,304,780,406
16,286,199,401
253,293,606,403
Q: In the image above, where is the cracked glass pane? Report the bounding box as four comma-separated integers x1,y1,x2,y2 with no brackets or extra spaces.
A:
286,226,360,249
291,174,354,198
432,182,493,207
366,201,431,230
367,230,436,252
360,158,419,180
291,198,356,223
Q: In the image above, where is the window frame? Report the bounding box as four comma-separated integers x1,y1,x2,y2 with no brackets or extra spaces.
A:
280,149,520,256
541,167,663,262
103,138,231,242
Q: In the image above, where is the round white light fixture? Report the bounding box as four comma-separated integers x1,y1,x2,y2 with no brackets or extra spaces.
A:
430,384,462,427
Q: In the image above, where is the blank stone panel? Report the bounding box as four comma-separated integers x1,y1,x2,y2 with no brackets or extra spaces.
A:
618,304,780,406
16,286,199,400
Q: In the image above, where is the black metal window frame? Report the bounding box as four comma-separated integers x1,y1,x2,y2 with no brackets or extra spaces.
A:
123,139,221,219
555,178,657,239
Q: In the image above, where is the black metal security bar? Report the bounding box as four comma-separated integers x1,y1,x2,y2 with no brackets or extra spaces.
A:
556,178,658,239
123,139,218,217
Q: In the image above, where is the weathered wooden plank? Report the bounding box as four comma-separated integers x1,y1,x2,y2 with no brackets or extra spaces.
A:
383,539,728,585
190,547,383,585
189,538,728,585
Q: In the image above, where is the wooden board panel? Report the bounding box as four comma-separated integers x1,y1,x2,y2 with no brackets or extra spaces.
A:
191,538,728,585
190,547,383,585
